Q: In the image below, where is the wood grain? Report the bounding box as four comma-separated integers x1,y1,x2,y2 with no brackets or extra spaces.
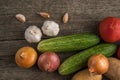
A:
1,0,120,79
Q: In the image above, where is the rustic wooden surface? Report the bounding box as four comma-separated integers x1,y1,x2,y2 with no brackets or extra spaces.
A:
1,0,120,80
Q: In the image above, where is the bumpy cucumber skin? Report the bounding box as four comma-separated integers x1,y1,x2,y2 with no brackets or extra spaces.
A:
37,34,100,52
58,44,117,75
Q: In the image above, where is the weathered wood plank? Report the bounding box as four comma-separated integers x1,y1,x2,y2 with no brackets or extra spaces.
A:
0,20,99,41
0,0,32,9
0,40,36,56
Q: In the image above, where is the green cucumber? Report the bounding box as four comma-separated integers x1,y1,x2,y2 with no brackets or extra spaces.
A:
37,34,100,52
58,44,117,75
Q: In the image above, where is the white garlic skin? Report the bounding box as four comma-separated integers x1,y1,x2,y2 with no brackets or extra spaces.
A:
25,25,42,43
42,21,60,36
16,14,26,23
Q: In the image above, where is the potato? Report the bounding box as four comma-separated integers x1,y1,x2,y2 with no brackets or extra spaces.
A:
104,57,120,80
72,69,102,80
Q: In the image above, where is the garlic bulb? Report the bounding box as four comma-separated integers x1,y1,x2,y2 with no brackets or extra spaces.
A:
42,21,60,36
25,25,42,43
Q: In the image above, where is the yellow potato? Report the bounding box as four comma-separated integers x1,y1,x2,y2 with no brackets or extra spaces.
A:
104,57,120,80
72,69,102,80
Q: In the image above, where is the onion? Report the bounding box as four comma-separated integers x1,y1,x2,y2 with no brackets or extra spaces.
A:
15,46,38,68
88,54,109,74
37,52,60,72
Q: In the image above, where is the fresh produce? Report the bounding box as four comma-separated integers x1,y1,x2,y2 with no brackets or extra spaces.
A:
15,14,26,23
41,20,60,36
37,34,100,52
88,54,109,74
63,12,69,23
99,17,120,42
15,46,37,68
117,47,120,59
25,25,42,43
72,69,102,80
37,12,50,19
58,44,117,75
104,57,120,80
37,52,60,72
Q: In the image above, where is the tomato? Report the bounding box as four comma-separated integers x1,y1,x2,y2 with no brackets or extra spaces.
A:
99,17,120,42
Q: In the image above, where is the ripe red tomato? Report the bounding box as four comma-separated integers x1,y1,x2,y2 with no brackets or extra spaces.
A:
99,17,120,42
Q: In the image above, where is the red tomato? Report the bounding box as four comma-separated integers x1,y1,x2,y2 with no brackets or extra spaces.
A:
99,17,120,42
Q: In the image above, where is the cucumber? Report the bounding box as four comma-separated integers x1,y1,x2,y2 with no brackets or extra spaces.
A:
58,44,117,75
37,34,100,52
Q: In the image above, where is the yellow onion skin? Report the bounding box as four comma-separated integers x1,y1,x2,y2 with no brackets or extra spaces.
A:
88,54,109,75
37,52,60,72
15,46,38,68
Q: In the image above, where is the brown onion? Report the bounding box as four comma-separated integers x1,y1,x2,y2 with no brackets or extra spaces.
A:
88,54,109,74
37,52,60,72
15,46,37,68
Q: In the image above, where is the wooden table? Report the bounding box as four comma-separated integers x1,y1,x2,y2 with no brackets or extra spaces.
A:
1,0,119,79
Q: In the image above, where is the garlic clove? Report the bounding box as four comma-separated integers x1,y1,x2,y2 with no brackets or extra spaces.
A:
16,14,26,23
37,12,50,19
63,12,69,23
